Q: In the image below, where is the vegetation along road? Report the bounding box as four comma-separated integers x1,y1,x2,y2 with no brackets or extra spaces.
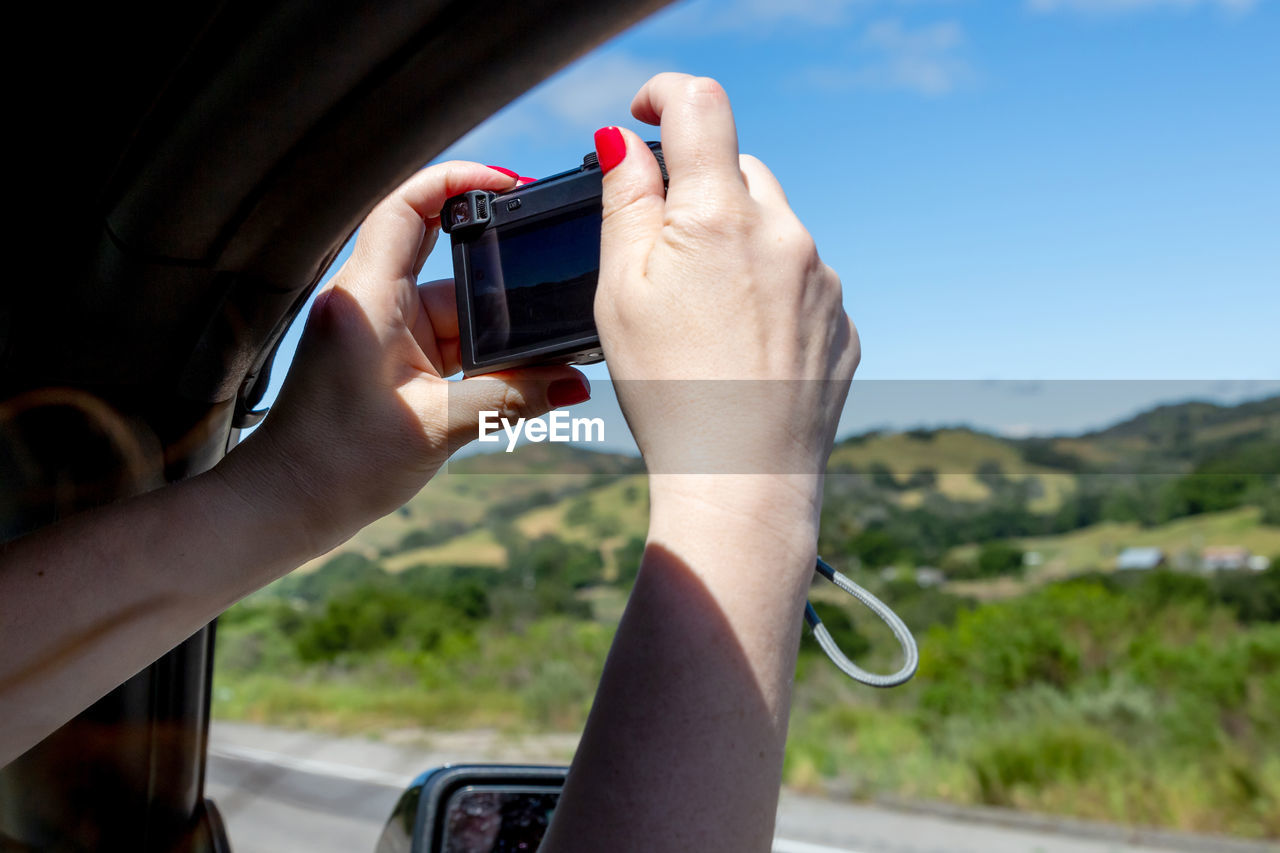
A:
213,395,1280,843
207,722,1275,853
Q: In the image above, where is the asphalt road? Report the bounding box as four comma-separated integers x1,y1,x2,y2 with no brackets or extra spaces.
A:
205,722,1276,853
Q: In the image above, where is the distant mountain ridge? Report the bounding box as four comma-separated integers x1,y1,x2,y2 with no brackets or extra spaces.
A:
298,393,1278,574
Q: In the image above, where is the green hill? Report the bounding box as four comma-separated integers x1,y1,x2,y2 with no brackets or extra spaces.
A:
297,394,1279,583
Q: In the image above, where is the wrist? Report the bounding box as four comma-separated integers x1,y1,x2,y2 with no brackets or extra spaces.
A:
209,427,346,566
647,474,821,581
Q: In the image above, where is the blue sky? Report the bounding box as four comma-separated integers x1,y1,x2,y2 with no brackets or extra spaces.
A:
261,0,1278,439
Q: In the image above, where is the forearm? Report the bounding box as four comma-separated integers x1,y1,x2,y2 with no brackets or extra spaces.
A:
0,447,318,766
543,476,820,853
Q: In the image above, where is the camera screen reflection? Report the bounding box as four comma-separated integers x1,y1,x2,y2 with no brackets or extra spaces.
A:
442,788,560,853
467,205,601,361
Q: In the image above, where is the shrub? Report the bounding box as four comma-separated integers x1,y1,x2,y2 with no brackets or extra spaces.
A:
977,541,1025,578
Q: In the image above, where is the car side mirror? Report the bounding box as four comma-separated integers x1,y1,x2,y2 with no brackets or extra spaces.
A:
376,764,568,853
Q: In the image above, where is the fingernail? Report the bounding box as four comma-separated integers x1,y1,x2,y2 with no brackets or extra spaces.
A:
594,127,626,174
548,376,591,408
486,165,520,179
517,176,537,184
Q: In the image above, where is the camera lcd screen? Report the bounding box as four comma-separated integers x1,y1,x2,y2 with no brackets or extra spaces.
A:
467,204,601,362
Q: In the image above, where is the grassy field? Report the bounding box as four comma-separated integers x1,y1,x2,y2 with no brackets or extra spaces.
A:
829,429,1075,512
383,528,508,570
944,507,1280,600
1022,506,1280,574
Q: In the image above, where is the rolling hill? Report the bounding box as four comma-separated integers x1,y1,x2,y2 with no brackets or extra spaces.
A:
293,393,1279,583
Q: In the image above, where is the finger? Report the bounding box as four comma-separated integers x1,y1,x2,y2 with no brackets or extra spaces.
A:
738,154,791,211
353,162,516,283
411,278,462,376
596,126,666,288
630,73,744,205
486,165,539,186
416,278,460,340
436,368,592,453
415,167,533,274
436,338,463,377
412,227,440,278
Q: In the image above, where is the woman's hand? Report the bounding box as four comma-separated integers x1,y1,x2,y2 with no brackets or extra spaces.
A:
593,73,860,540
219,161,590,556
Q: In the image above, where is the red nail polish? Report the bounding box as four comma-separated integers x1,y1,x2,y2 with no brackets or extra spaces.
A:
486,165,520,179
517,176,537,184
548,376,591,408
594,127,626,174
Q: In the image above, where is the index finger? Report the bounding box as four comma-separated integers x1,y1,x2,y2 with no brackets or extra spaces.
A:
630,73,745,205
353,161,517,283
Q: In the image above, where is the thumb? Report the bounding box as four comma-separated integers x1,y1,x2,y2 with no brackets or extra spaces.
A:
595,126,665,286
438,368,591,454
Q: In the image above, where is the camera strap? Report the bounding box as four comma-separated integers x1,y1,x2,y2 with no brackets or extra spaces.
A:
805,557,919,688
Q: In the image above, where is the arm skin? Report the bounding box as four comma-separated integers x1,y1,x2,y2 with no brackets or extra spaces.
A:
542,480,822,852
0,458,317,767
0,162,587,768
541,74,859,853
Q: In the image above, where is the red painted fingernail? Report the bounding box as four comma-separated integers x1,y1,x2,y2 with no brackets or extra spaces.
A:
486,165,520,179
594,127,626,174
517,176,537,184
548,376,591,408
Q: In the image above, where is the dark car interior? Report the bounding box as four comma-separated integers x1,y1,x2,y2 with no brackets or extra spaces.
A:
1,2,671,849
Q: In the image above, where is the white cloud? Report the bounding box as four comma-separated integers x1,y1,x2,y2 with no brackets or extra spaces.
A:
444,51,671,159
533,53,669,128
997,423,1045,438
1028,0,1257,14
801,19,975,96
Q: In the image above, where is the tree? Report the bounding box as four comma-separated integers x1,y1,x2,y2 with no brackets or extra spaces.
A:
850,528,904,568
977,541,1025,578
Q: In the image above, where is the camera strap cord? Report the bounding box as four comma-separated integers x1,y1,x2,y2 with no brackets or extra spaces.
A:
805,557,919,688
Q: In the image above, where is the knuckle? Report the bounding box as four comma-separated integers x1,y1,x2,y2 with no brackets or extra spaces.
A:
600,188,647,225
779,220,818,259
819,262,843,295
500,383,538,422
667,203,751,245
827,265,844,295
682,76,728,105
848,318,863,369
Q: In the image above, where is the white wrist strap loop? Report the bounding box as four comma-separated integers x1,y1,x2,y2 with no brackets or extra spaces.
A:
804,557,919,688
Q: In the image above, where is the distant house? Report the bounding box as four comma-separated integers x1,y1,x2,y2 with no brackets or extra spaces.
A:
1116,547,1165,571
1248,555,1272,572
915,567,945,588
1202,546,1251,572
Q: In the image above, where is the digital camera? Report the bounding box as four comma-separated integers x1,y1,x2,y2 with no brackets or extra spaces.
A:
442,142,666,376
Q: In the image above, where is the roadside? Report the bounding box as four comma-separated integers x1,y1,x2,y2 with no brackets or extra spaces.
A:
207,722,1277,853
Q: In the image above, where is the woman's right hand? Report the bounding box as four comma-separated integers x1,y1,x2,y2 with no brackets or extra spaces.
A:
593,73,859,535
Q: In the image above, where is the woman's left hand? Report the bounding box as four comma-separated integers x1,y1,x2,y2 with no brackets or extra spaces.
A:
221,161,590,555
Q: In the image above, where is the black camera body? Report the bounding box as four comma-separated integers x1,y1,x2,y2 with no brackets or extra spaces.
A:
442,142,666,376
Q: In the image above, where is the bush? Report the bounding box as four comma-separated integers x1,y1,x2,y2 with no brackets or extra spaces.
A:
397,520,469,552
282,552,385,603
1214,569,1280,624
849,528,905,569
969,723,1124,806
977,541,1025,578
614,537,646,587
